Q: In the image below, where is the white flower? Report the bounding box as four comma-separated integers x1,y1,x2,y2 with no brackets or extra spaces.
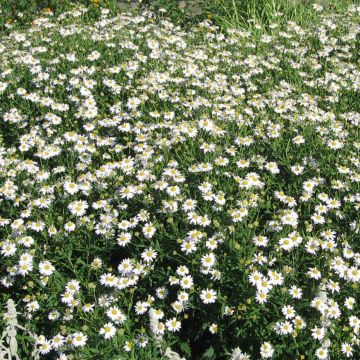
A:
180,275,193,289
200,289,217,304
142,223,156,239
230,347,251,360
209,323,218,334
201,253,216,268
38,340,52,354
282,305,296,319
106,306,127,324
260,342,274,358
265,162,280,174
127,97,141,110
124,341,134,352
51,334,65,349
39,261,55,276
1,242,16,257
311,326,325,341
72,332,88,347
291,164,304,175
275,321,293,335
68,200,88,216
64,181,79,194
26,301,40,312
256,291,268,304
134,301,149,315
64,221,76,231
315,347,328,360
117,232,132,246
289,286,303,299
99,322,116,339
166,317,181,332
0,81,8,93
345,297,356,310
134,334,148,347
141,247,158,262
341,343,353,358
292,135,305,144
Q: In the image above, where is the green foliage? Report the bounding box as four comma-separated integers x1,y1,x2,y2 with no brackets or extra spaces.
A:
0,0,121,32
0,1,360,360
208,0,359,30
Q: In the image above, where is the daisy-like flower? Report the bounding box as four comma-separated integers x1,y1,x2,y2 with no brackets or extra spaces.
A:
64,221,76,232
142,223,156,239
71,332,88,347
124,341,134,352
260,342,274,358
66,280,80,294
38,340,52,354
99,322,116,339
289,286,303,299
134,334,148,348
291,164,304,175
256,291,268,304
17,262,33,276
341,343,353,358
311,326,325,341
63,181,79,195
292,135,305,144
68,200,88,216
106,306,127,324
141,247,158,262
127,96,141,110
200,288,217,304
48,310,60,321
51,334,65,349
311,213,325,224
100,273,117,287
156,287,168,299
181,240,197,254
153,321,166,335
344,297,356,310
307,267,322,280
265,161,280,174
347,266,360,282
39,261,55,276
282,305,296,319
315,347,328,360
275,321,294,335
151,308,165,320
253,235,269,247
182,198,197,212
201,253,216,268
0,81,8,93
135,301,149,315
327,139,343,150
166,317,181,332
83,303,95,313
209,323,218,334
166,185,180,197
91,257,103,270
180,275,193,289
117,232,132,246
1,242,16,257
281,209,298,227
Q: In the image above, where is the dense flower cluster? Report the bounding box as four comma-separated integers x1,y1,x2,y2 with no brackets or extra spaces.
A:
0,4,360,359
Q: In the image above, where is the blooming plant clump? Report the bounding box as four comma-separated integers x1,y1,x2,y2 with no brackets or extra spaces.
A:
0,3,360,359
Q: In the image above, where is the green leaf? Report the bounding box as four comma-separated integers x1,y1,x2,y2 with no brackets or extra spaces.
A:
203,346,215,359
180,341,191,357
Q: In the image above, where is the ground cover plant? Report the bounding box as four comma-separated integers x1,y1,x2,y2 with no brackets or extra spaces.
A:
0,2,360,359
